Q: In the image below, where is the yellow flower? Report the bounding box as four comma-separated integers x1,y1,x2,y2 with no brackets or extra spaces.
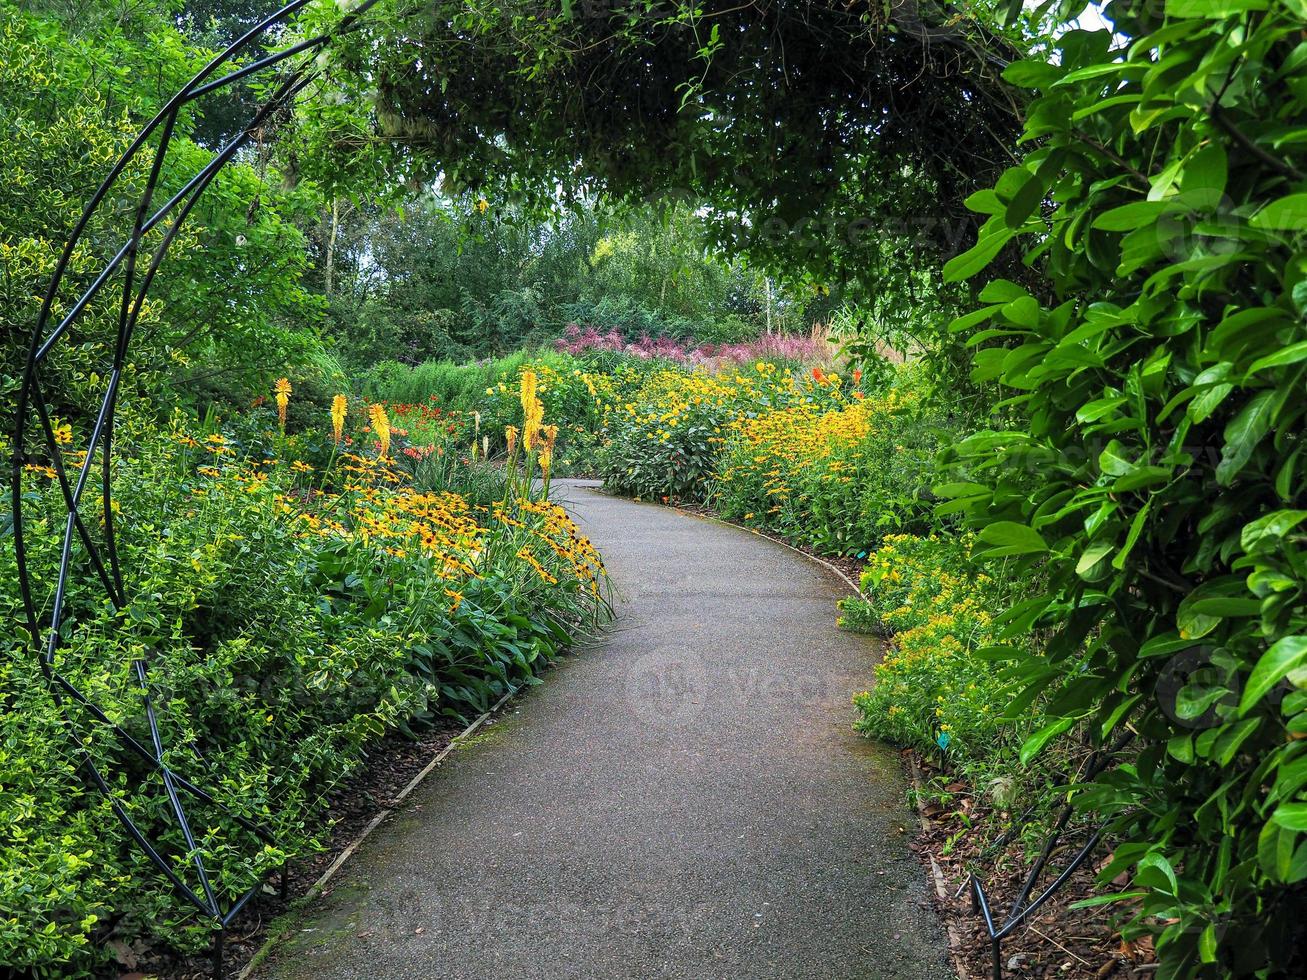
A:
52,420,73,445
519,370,545,451
476,197,489,214
331,394,348,443
505,425,519,456
274,377,292,431
369,403,391,459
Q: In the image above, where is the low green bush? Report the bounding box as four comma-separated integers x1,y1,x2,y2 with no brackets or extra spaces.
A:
842,533,1029,775
1,403,607,974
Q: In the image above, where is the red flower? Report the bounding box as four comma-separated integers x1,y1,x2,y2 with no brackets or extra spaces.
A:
852,368,862,384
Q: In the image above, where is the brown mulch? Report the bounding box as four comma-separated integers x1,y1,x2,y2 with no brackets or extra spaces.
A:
114,722,462,980
906,751,1153,980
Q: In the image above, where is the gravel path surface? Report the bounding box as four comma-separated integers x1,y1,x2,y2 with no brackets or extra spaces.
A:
254,481,950,980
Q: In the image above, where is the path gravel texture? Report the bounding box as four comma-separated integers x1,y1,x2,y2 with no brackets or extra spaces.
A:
255,481,950,980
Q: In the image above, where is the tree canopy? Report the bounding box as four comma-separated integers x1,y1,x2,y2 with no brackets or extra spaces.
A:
302,0,1029,292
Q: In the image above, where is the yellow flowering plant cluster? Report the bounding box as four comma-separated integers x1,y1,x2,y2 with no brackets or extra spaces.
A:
840,533,1033,772
2,394,609,967
479,357,614,474
713,368,946,554
594,362,815,499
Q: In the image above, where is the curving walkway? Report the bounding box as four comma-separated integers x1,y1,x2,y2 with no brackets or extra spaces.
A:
255,481,950,980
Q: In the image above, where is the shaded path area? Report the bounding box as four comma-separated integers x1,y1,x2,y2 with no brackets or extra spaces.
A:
256,482,949,979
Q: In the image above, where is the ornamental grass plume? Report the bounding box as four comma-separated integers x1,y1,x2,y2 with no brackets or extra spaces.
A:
274,377,292,432
331,394,348,443
369,403,391,459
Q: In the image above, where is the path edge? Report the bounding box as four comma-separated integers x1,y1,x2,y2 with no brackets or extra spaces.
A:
663,497,972,980
236,689,516,980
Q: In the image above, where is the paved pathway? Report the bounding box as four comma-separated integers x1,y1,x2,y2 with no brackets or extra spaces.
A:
256,481,949,980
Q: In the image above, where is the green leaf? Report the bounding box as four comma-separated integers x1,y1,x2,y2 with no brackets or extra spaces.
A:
978,521,1049,555
1188,383,1234,423
1003,295,1041,328
1199,923,1218,964
1137,853,1179,896
1002,59,1064,89
1099,440,1135,476
1166,0,1267,14
1250,193,1307,230
1241,510,1307,551
1271,802,1307,832
1019,715,1076,765
1276,448,1302,502
1077,395,1127,423
1005,171,1047,229
1092,200,1173,232
1239,636,1307,716
1217,390,1276,486
1113,501,1152,569
943,228,1015,282
1248,340,1307,374
978,279,1029,303
1069,891,1148,909
1077,542,1115,576
1177,581,1244,639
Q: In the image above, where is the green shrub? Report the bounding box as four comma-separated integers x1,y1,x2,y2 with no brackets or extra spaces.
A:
1,406,607,974
844,533,1027,774
714,367,948,553
937,5,1307,972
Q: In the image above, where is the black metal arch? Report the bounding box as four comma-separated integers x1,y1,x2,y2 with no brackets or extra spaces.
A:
10,2,381,975
12,4,1121,978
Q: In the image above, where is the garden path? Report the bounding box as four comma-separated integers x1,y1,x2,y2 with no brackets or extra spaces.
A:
255,480,949,980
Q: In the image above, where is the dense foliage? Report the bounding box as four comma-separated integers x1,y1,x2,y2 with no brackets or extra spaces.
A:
8,0,1307,975
0,2,327,424
2,379,606,974
937,1,1307,973
322,197,800,366
314,0,1026,293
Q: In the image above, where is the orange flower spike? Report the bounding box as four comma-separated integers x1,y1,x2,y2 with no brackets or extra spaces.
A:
274,377,292,431
331,394,348,443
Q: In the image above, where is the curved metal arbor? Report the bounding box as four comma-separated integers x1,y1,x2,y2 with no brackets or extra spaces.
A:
10,1,379,974
13,3,1115,977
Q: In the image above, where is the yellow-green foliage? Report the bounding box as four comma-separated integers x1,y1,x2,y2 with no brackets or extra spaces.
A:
1,400,607,973
842,534,1024,766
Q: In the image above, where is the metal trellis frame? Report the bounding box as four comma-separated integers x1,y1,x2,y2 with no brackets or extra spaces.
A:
964,734,1132,979
15,3,1133,978
11,2,381,976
